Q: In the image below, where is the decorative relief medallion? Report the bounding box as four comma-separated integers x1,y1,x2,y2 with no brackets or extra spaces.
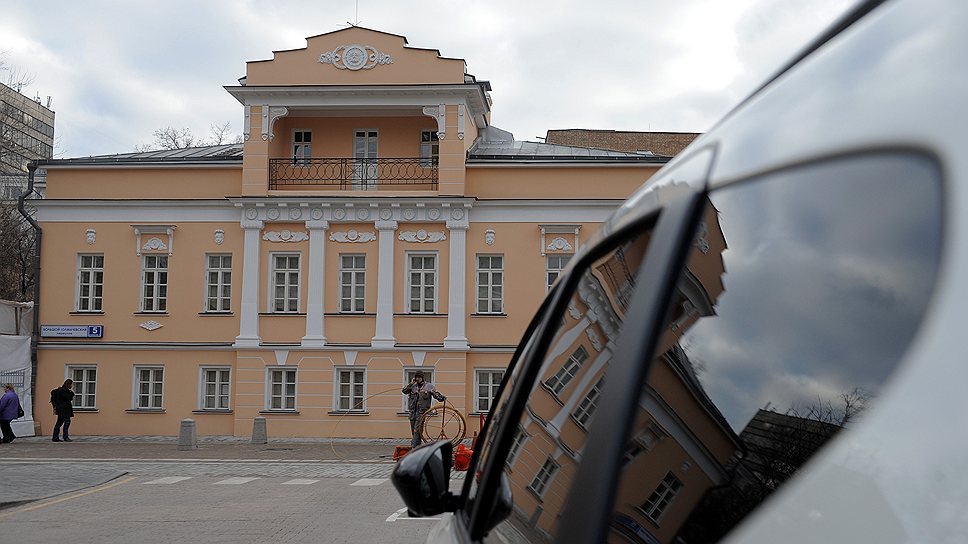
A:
142,237,168,252
245,208,258,220
403,208,416,220
568,303,582,320
379,208,392,220
85,229,96,245
263,230,309,243
311,208,324,220
399,230,446,243
289,207,302,220
329,229,376,243
587,329,603,352
214,229,225,245
356,207,370,220
140,320,163,331
547,237,574,252
266,208,281,220
333,208,346,220
427,208,441,221
451,207,465,220
484,229,495,246
319,44,393,71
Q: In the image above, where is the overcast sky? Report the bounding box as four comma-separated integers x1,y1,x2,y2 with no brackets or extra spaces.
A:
1,0,856,159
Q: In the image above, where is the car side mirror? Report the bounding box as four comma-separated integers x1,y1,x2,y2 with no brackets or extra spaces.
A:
391,440,457,516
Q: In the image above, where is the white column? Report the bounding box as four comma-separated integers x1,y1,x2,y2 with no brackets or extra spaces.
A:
301,220,329,347
235,219,264,347
372,220,398,348
444,219,469,349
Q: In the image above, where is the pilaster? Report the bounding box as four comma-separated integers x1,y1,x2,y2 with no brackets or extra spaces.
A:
372,220,398,348
302,220,330,347
235,218,264,347
444,213,469,350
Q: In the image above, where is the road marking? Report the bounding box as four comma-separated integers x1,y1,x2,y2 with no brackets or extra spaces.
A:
386,507,442,522
144,476,192,485
214,477,260,485
0,476,136,519
281,479,319,485
351,478,387,486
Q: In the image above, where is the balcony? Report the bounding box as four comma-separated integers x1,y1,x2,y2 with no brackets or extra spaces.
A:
268,157,438,191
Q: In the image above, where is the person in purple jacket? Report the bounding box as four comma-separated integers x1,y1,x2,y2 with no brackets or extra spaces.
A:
0,383,21,444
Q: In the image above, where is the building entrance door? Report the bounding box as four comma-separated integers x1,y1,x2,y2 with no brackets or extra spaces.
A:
352,130,378,190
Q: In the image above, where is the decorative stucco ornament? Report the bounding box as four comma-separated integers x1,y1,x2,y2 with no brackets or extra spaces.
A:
403,208,417,220
357,207,370,220
380,208,392,220
587,329,603,352
427,208,441,221
85,229,96,245
140,320,163,331
333,208,347,220
451,207,465,220
266,208,281,221
214,229,225,245
484,229,496,246
319,44,393,71
693,221,710,254
245,208,258,220
568,303,582,320
142,237,168,252
263,230,309,243
399,230,446,243
311,208,324,220
330,229,376,243
289,207,302,220
547,237,574,252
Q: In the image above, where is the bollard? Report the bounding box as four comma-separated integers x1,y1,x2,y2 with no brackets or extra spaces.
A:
251,416,267,444
177,418,197,451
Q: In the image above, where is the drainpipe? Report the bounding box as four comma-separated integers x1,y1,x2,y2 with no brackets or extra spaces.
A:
17,162,41,413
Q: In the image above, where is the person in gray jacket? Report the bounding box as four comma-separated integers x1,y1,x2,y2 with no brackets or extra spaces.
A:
402,371,446,447
0,384,20,443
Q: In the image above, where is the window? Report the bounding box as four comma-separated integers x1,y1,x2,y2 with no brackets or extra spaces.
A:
339,254,366,313
201,367,231,410
545,345,588,395
546,254,572,291
507,426,529,468
640,473,683,523
205,254,232,312
76,254,104,312
407,253,436,313
271,254,300,313
268,368,296,410
292,130,312,165
475,369,504,412
134,366,164,409
572,375,605,428
420,130,439,166
401,368,434,411
336,368,365,411
622,422,667,464
529,456,560,498
68,366,97,409
141,255,168,312
476,255,504,314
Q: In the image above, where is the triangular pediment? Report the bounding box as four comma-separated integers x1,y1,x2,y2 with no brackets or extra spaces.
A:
245,26,467,86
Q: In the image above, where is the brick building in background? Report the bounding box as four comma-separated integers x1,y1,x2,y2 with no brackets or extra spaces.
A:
545,129,699,157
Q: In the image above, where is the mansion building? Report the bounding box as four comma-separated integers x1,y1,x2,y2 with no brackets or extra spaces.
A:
32,27,668,438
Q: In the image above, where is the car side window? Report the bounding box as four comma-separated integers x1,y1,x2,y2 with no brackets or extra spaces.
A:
606,153,942,543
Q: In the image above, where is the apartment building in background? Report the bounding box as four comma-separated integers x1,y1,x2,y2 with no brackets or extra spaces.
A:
32,27,674,439
1,81,54,200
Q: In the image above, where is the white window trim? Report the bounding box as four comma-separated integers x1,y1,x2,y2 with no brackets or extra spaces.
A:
203,253,232,313
198,366,232,411
66,364,97,410
265,367,298,411
475,254,504,314
545,345,588,395
420,129,439,167
638,472,683,524
132,365,164,410
292,128,312,165
401,367,436,412
334,366,367,412
528,456,561,498
546,253,573,292
339,253,366,314
474,368,505,413
572,375,605,428
75,254,104,313
405,251,438,314
507,425,529,468
268,252,301,313
140,254,168,313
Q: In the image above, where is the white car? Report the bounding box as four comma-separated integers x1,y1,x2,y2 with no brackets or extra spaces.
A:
393,0,965,541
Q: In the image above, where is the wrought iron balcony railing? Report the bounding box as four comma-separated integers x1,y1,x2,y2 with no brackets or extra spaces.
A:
268,157,438,190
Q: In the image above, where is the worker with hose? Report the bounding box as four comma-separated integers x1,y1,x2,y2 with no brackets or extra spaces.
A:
402,370,446,447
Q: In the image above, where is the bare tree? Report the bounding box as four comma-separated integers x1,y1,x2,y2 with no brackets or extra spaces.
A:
136,122,241,152
0,201,35,301
0,50,35,92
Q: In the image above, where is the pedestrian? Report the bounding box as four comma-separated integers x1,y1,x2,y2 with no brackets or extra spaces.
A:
51,379,75,442
402,370,446,448
0,383,20,443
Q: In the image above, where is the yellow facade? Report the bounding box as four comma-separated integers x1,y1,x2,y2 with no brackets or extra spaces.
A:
33,27,666,439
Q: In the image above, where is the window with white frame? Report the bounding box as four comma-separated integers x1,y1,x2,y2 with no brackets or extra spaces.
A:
134,366,164,409
401,368,434,411
407,253,437,313
507,426,529,468
545,345,588,396
476,255,504,314
205,254,232,312
572,375,605,428
420,130,439,166
292,130,312,165
546,254,572,291
475,369,504,412
336,368,365,411
528,456,560,498
200,367,231,410
141,255,168,312
267,368,296,410
271,254,300,313
68,365,97,409
339,254,366,313
76,254,104,312
639,472,683,523
623,421,668,464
